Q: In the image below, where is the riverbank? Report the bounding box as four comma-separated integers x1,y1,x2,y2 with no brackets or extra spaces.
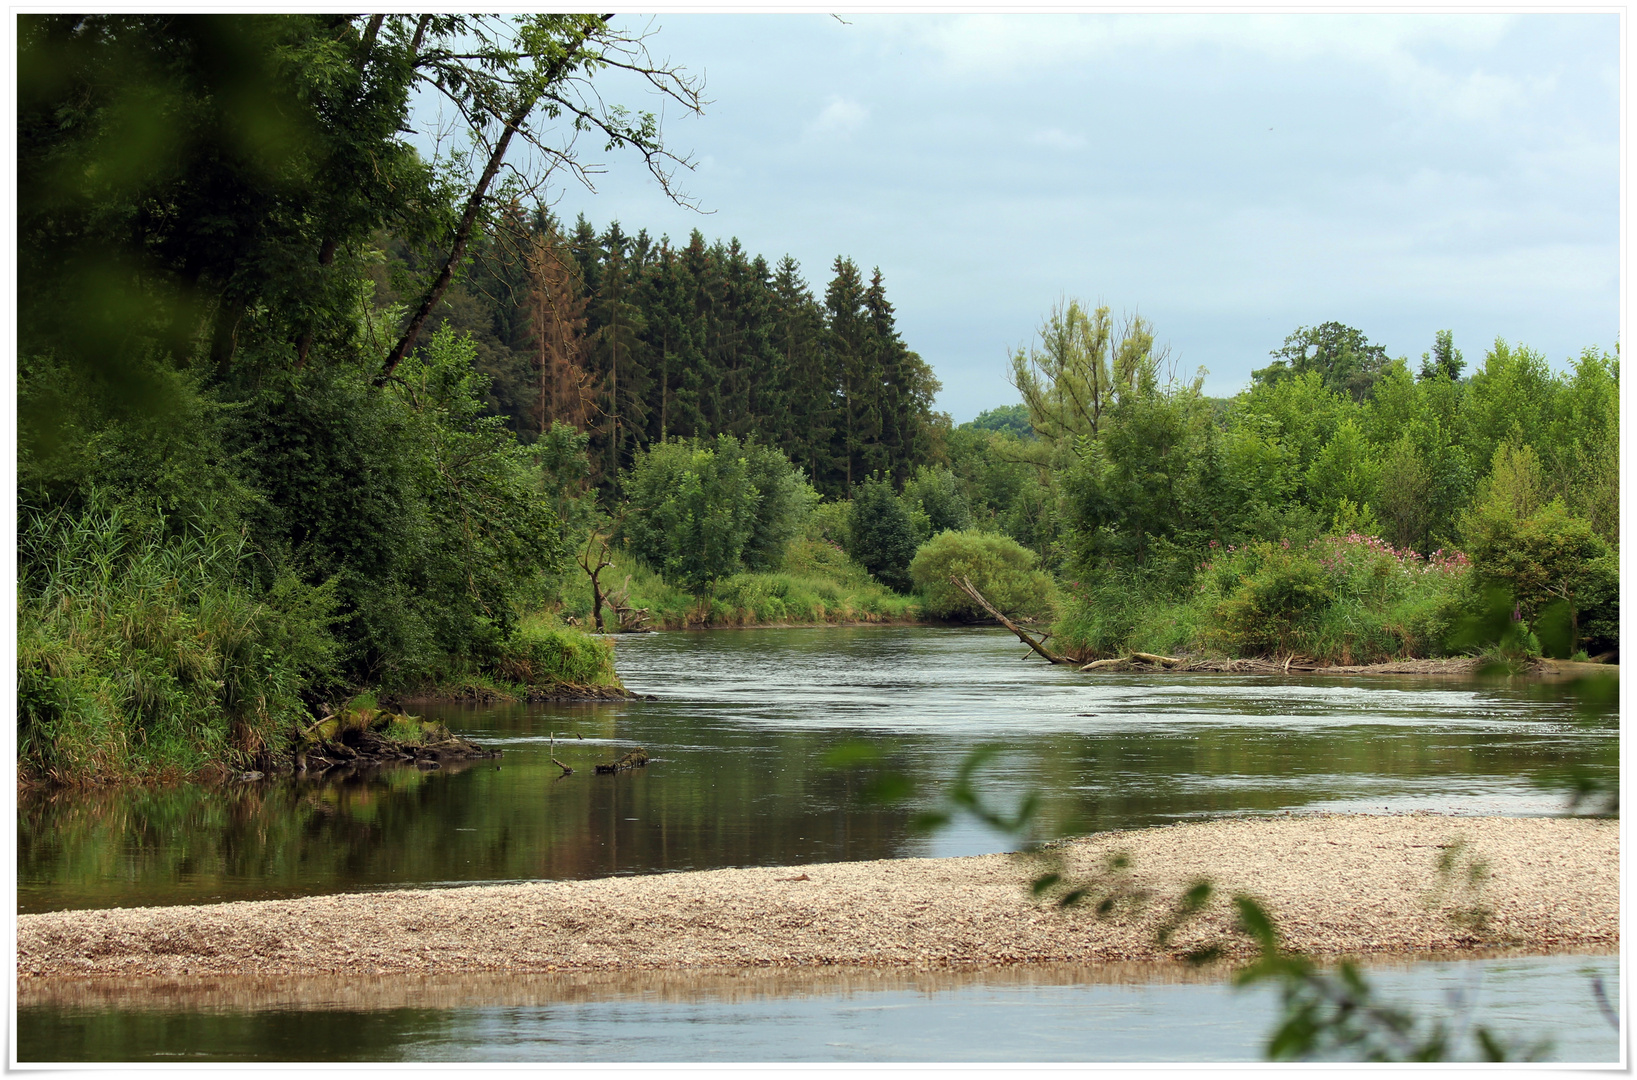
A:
19,814,1615,979
1072,654,1619,678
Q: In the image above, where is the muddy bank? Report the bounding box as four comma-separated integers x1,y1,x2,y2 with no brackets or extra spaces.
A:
19,815,1615,980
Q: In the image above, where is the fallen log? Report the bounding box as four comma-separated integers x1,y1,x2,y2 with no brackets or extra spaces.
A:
950,575,1070,664
595,747,650,774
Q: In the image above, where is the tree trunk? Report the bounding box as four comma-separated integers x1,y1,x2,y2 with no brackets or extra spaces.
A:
380,26,601,382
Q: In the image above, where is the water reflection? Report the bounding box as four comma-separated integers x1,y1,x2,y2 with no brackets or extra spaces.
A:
17,953,1619,1063
19,627,1617,913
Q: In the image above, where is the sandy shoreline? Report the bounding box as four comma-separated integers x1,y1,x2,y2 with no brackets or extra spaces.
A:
18,815,1616,981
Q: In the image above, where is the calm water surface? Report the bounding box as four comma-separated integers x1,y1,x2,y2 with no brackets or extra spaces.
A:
18,955,1620,1062
20,626,1616,913
17,626,1619,1062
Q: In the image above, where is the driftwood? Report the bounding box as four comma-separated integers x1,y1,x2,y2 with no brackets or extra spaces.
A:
604,575,653,633
595,747,650,774
950,576,1070,664
1080,652,1183,672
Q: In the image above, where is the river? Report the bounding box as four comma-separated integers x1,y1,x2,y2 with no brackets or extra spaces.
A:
17,625,1620,1062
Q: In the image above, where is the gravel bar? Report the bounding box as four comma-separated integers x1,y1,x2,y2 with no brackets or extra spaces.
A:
18,815,1617,980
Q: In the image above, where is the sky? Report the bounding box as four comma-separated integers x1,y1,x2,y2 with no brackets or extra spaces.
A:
498,13,1619,423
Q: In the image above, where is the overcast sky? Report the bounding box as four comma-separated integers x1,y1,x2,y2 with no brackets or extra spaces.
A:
526,13,1618,423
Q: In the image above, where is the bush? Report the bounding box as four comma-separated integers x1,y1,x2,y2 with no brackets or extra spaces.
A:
848,475,918,592
490,616,619,688
1464,502,1616,657
902,465,972,542
620,436,759,588
1210,542,1334,656
909,530,1058,622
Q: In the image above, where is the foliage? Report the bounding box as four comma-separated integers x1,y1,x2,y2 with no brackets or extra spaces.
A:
485,615,619,689
619,433,816,589
1460,442,1618,657
619,436,758,589
17,499,339,782
909,531,1058,623
1254,322,1391,402
555,546,915,629
965,403,1035,439
1056,532,1471,663
901,465,974,542
848,475,920,593
1011,300,1168,452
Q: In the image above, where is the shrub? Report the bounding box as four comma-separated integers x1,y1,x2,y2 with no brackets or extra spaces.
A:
1210,543,1333,656
910,530,1058,622
902,465,973,542
621,436,759,589
491,617,619,688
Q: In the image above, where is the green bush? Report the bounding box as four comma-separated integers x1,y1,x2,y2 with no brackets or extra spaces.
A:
1463,501,1616,658
491,616,620,688
902,465,972,542
1055,532,1473,664
1211,543,1334,656
909,530,1058,622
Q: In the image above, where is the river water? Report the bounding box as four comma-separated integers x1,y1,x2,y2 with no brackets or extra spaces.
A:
17,626,1620,1062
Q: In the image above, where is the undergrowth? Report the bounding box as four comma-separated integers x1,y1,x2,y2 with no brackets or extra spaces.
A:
1056,533,1472,663
557,538,918,629
17,498,339,783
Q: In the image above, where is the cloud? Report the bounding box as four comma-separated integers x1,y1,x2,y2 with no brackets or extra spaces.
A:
806,95,870,138
1029,128,1086,151
886,13,1520,77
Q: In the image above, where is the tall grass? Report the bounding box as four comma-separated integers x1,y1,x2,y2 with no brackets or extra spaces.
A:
18,498,338,783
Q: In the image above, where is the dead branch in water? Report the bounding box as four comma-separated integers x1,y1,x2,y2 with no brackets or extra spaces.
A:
549,732,573,776
595,747,649,774
951,575,1070,664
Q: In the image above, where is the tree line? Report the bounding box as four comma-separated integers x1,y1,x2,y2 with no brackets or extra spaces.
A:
392,209,945,499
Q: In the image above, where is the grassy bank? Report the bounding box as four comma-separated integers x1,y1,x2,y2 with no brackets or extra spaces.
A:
1056,534,1474,665
16,505,626,785
391,615,629,703
557,539,920,629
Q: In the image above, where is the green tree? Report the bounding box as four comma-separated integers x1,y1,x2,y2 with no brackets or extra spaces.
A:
620,436,759,590
1419,329,1465,381
848,476,919,593
1255,322,1391,402
1461,442,1615,656
966,404,1035,439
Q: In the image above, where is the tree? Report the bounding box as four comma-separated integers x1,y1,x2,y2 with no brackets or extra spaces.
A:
1255,322,1391,402
1419,330,1465,381
848,476,918,593
620,437,759,589
966,405,1035,439
381,15,704,380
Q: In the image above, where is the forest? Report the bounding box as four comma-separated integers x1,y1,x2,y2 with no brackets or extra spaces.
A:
16,15,1619,784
